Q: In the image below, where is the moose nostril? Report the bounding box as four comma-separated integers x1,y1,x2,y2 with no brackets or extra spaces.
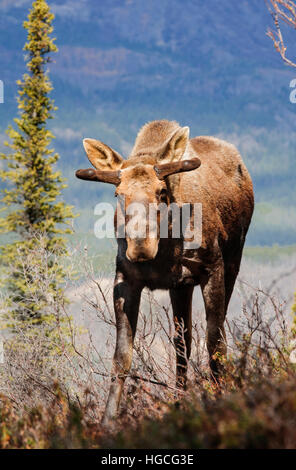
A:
126,250,145,263
136,252,146,261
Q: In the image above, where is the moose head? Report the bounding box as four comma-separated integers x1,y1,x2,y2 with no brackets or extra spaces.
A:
76,126,201,263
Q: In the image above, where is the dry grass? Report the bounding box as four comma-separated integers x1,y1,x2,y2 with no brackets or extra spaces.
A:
0,245,295,449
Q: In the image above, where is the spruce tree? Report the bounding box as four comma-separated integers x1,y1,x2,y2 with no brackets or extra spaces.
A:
0,0,74,322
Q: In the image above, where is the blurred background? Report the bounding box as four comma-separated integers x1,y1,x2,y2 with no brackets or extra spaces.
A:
0,0,295,251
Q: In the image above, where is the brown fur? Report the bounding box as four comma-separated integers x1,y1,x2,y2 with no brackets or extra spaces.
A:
132,120,180,157
76,120,254,426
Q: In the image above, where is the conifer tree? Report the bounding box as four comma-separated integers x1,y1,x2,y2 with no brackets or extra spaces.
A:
0,0,74,321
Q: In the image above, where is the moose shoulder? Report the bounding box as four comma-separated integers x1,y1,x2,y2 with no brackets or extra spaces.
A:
76,120,254,426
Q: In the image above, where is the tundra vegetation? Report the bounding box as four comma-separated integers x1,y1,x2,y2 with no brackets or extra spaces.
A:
0,249,295,449
0,0,295,450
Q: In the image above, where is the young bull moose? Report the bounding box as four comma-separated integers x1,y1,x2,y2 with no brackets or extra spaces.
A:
76,120,254,425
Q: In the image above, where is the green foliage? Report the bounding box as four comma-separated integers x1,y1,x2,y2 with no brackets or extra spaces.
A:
0,0,74,322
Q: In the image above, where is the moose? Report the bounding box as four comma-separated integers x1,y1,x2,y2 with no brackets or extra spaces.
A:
76,120,254,425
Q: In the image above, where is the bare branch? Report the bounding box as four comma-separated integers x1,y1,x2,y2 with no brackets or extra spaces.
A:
265,0,296,67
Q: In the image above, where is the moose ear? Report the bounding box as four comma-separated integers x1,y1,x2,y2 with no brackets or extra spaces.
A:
159,127,190,163
83,138,124,171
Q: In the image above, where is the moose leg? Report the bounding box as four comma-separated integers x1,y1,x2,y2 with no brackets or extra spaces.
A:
102,272,142,426
201,262,226,379
170,285,194,389
224,246,244,316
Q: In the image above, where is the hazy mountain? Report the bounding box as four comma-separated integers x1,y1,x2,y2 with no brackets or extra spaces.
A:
0,0,295,245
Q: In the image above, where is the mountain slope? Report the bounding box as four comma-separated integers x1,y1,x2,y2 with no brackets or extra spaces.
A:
0,0,295,244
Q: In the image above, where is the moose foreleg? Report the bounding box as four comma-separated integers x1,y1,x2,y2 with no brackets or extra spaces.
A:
102,273,142,427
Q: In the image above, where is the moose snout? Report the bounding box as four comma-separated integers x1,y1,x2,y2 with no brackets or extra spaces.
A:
126,238,159,263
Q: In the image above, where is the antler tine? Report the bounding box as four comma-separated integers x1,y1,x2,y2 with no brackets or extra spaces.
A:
154,158,201,180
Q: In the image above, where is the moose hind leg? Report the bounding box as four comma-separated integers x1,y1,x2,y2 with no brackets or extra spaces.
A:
102,273,142,426
170,285,194,389
201,262,226,379
223,246,244,316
